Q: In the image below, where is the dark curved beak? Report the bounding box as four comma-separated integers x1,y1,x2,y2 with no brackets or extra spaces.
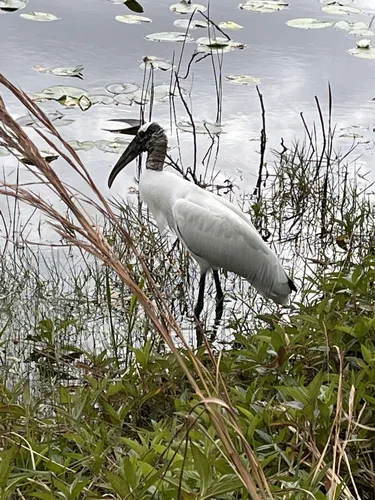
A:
108,136,142,188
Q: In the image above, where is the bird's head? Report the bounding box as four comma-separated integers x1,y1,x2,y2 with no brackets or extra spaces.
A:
108,122,167,187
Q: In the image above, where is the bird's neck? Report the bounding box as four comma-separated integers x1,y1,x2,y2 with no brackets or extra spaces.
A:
146,138,167,171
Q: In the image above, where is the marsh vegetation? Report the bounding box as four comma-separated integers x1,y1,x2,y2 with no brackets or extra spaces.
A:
1,0,375,498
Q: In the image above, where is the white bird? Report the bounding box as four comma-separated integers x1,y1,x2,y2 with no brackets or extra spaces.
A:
108,122,296,342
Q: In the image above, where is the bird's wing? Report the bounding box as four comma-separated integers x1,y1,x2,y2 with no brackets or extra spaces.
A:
207,191,257,230
172,198,292,304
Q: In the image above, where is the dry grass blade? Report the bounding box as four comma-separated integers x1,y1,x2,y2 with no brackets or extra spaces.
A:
0,73,271,499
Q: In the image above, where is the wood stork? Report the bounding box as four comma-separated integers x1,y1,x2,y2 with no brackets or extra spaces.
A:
108,122,296,343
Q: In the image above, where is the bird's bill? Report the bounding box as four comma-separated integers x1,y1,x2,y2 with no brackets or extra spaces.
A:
107,135,141,188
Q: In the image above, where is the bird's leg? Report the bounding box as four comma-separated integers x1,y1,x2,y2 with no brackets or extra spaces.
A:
194,272,206,346
211,269,224,341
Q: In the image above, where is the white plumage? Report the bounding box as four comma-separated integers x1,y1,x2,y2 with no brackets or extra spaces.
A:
108,122,296,335
140,168,293,304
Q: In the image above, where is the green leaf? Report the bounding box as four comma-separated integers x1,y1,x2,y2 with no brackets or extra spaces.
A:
203,474,243,498
0,445,17,488
191,442,212,494
105,470,130,496
361,344,373,364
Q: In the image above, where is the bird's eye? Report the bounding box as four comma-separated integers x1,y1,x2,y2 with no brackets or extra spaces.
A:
138,129,145,139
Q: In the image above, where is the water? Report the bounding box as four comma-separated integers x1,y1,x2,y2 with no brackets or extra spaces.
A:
0,0,375,231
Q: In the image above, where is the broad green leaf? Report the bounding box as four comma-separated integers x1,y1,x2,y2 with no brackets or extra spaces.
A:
191,442,212,493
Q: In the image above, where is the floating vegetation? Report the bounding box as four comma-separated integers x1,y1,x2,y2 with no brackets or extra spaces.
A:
321,4,361,15
339,125,367,138
89,94,114,105
350,29,374,37
239,1,289,13
225,74,261,84
133,88,152,104
356,38,371,49
115,14,151,24
334,21,375,37
334,20,367,31
169,0,206,14
18,150,59,165
286,18,333,29
113,94,133,105
320,0,354,4
67,140,95,152
33,64,84,78
20,11,59,21
145,31,194,42
16,111,75,128
0,0,27,12
177,120,223,134
106,83,139,94
196,36,245,53
218,21,243,30
95,139,129,153
348,40,375,59
173,18,208,29
140,56,172,71
25,86,92,110
32,85,88,100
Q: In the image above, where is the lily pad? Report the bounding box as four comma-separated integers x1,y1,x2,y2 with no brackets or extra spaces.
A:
20,11,59,21
140,56,172,71
0,0,27,12
177,120,223,134
115,14,151,24
95,140,128,153
348,45,375,59
16,111,74,128
145,31,194,43
321,4,361,15
58,95,91,110
286,18,332,29
170,1,206,14
133,88,152,104
33,64,84,78
38,85,88,100
339,125,367,139
67,141,95,152
112,136,131,144
16,115,40,127
239,1,289,13
114,94,133,105
334,20,367,31
18,150,59,165
350,29,374,37
106,83,139,94
173,18,208,30
320,0,353,4
225,74,261,84
196,37,245,53
218,21,243,30
89,94,114,105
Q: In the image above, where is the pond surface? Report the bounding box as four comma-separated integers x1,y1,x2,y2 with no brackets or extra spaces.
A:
1,0,375,223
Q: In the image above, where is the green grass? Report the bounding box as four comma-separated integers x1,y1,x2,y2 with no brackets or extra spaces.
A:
1,254,375,498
